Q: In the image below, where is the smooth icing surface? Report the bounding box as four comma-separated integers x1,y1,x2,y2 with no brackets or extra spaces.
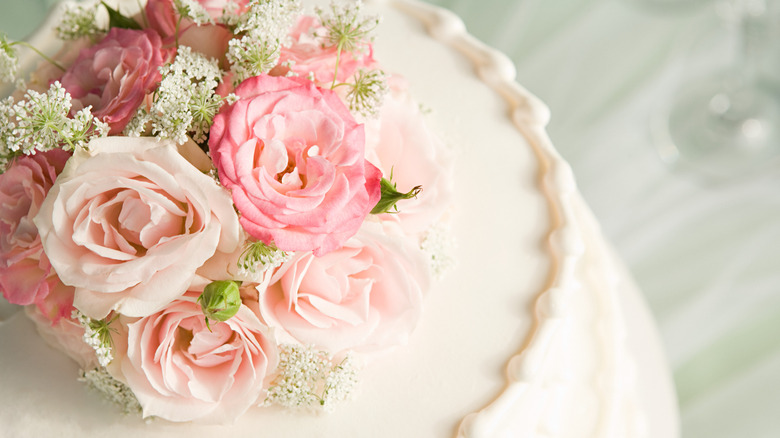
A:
0,0,678,437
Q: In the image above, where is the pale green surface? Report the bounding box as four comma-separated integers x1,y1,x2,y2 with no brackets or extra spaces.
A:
2,1,779,437
1,0,58,40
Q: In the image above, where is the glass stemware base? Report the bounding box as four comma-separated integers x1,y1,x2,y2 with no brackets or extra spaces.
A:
654,71,780,180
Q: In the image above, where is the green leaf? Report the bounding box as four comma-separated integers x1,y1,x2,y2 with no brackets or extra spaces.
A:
101,2,142,30
370,177,422,215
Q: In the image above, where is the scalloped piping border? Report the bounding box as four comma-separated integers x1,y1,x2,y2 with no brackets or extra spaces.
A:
373,1,646,437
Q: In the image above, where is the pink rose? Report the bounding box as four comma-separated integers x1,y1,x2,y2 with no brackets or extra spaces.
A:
365,91,454,235
145,0,238,61
25,306,98,371
271,16,378,87
209,74,381,256
0,150,74,323
258,221,430,354
33,137,240,319
59,28,171,135
114,291,277,423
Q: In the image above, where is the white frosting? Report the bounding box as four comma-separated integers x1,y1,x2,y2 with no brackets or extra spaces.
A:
0,0,678,437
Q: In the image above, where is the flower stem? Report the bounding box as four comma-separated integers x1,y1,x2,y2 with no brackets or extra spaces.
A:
330,40,344,89
13,41,65,71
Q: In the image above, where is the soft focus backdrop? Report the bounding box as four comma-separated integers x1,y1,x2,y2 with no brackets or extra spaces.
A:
3,1,780,437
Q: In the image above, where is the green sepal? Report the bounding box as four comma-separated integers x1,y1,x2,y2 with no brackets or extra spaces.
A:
101,2,142,30
370,177,422,215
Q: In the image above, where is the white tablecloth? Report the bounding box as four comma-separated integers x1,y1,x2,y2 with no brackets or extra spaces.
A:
3,1,780,437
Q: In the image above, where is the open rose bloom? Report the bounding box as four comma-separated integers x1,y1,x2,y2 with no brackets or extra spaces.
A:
0,0,453,424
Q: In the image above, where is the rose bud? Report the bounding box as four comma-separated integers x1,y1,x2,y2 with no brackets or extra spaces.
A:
197,280,241,329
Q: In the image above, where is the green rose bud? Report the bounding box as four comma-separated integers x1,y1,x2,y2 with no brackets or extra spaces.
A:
197,280,242,330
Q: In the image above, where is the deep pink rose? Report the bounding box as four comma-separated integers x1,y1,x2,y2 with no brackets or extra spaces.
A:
33,137,240,319
365,90,454,235
209,74,381,256
271,16,378,87
59,28,171,135
114,291,277,423
258,221,430,354
0,150,74,323
145,0,238,61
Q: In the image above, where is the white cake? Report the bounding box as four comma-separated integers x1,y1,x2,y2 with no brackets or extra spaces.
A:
0,0,679,437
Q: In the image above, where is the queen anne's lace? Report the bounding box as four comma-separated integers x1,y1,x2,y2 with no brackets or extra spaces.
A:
421,222,457,279
0,82,108,171
174,0,214,26
73,310,115,368
0,33,18,83
265,344,359,411
226,0,301,85
136,46,230,144
55,2,103,40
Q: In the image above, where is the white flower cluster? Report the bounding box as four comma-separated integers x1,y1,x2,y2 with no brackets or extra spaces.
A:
79,368,142,415
0,33,18,84
237,240,291,279
139,46,231,144
55,2,103,40
347,68,388,118
314,1,387,117
226,0,301,85
73,309,115,368
174,0,214,26
0,82,108,171
265,344,359,411
421,222,457,279
316,0,380,54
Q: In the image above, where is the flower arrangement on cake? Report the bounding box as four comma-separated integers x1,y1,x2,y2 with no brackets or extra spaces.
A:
0,0,454,423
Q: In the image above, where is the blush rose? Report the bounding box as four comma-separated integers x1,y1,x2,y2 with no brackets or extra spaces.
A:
33,137,240,319
0,150,74,323
271,16,378,88
258,220,431,354
114,291,277,423
209,74,381,256
59,28,171,135
364,90,454,235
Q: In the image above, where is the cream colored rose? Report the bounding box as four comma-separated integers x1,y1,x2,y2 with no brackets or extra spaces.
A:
34,137,240,318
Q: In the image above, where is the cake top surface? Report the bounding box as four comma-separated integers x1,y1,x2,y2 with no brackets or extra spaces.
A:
0,0,678,437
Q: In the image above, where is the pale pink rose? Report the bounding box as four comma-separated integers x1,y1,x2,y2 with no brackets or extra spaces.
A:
271,16,378,88
33,137,240,319
115,291,277,423
364,91,454,235
59,28,171,135
0,150,75,323
145,0,238,62
209,74,382,256
258,220,431,354
24,306,98,371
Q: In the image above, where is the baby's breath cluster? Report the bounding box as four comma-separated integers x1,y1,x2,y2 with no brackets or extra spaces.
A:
0,82,108,171
237,240,291,279
316,0,380,54
347,68,388,117
174,0,214,26
421,222,457,279
55,2,104,40
137,46,232,144
226,0,301,85
265,344,359,411
79,368,142,415
0,33,18,83
73,309,116,368
316,1,387,117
